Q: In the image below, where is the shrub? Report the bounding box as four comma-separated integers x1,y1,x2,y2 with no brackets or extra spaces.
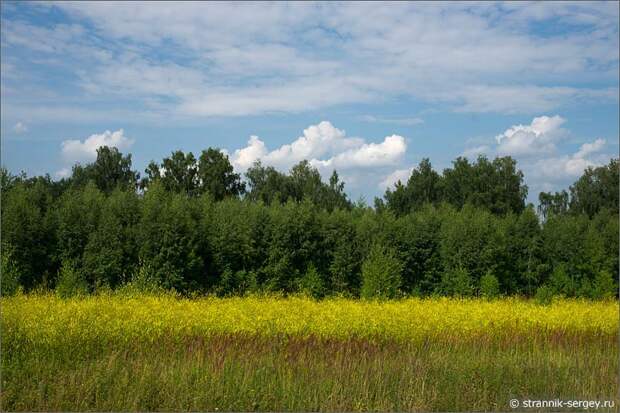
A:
479,272,500,299
591,270,617,299
360,244,403,299
549,264,574,297
1,244,21,296
535,285,555,305
298,264,326,299
217,269,258,296
55,260,88,298
441,267,474,297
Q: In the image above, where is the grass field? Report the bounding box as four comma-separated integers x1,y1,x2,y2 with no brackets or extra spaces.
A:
1,294,618,411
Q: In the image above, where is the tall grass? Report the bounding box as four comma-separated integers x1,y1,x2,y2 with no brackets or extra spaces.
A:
1,294,618,411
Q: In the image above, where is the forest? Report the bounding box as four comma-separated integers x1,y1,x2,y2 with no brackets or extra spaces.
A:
1,146,618,300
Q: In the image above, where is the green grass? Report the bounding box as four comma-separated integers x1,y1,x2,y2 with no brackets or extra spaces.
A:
1,295,618,411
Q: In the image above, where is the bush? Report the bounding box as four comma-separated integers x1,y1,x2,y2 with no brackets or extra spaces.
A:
360,244,403,299
56,260,88,298
441,267,474,297
298,264,326,299
479,272,500,299
1,244,21,296
217,269,258,296
549,264,574,297
591,270,617,299
535,284,555,305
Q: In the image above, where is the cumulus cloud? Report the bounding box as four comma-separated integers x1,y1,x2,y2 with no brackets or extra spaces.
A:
462,145,491,158
311,135,406,170
379,168,413,189
495,115,566,156
61,129,134,163
229,121,403,173
531,139,608,179
461,115,614,200
229,135,269,170
573,138,606,159
13,121,27,133
55,167,71,178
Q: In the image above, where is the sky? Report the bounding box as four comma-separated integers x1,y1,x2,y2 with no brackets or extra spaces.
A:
1,1,618,203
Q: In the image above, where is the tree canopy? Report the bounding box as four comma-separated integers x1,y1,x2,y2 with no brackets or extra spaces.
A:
1,147,617,300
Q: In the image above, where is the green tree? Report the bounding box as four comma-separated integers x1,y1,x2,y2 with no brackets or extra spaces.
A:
82,189,140,289
591,270,616,299
538,190,568,221
548,264,575,297
298,264,326,298
142,151,199,195
569,158,619,217
245,160,292,204
395,206,443,294
55,259,89,298
72,146,138,193
439,205,499,288
264,199,323,292
360,244,403,299
441,267,474,297
442,156,526,214
322,209,360,294
197,148,245,200
137,182,204,291
1,243,21,295
55,183,104,266
479,272,500,299
2,181,56,289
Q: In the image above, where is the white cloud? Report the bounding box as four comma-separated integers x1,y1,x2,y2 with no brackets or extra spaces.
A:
13,121,27,133
495,115,566,156
462,145,491,158
464,115,615,200
3,3,617,119
61,129,134,163
229,135,269,170
311,135,406,170
55,167,71,178
531,139,608,179
231,121,372,171
379,168,413,189
229,121,407,192
528,139,611,182
573,138,606,159
361,115,424,126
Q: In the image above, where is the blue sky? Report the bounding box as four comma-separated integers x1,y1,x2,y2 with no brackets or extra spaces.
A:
1,1,618,203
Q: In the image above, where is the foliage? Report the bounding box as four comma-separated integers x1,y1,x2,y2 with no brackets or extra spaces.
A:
70,146,138,193
55,259,89,298
535,285,555,305
479,272,500,299
0,148,618,299
360,244,403,299
384,156,527,216
298,264,326,299
591,270,617,300
1,243,21,296
441,267,474,297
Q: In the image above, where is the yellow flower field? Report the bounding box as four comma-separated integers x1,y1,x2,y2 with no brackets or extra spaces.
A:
2,294,617,344
2,294,618,411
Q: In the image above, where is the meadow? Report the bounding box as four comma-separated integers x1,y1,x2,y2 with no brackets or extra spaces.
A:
1,293,618,411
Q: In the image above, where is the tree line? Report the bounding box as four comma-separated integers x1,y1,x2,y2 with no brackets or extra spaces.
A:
1,146,618,300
